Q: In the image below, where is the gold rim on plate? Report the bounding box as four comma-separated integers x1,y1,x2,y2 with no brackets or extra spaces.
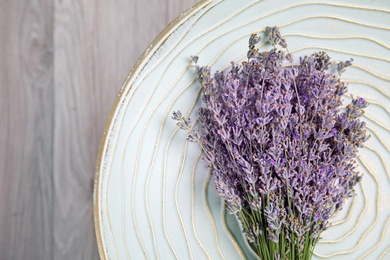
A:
93,1,211,259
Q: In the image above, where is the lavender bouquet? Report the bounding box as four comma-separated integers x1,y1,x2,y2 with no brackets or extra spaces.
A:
173,26,370,259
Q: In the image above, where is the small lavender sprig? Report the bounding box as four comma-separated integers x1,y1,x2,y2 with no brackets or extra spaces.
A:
173,26,370,260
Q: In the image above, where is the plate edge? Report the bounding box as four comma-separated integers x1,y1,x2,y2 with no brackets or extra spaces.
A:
93,1,212,259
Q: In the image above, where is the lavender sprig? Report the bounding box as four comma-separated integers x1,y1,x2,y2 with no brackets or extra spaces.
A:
173,26,370,260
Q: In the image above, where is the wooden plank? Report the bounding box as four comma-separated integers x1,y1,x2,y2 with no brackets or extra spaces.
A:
53,0,199,259
0,0,54,259
53,1,100,258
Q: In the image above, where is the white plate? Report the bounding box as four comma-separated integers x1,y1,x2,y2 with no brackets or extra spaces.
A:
94,0,390,259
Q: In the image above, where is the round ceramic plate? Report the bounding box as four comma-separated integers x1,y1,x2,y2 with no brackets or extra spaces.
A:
94,1,390,259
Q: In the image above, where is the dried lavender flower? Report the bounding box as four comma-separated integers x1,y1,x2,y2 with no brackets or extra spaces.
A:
173,26,370,260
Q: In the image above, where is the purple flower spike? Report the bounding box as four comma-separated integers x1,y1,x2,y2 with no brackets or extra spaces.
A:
173,25,370,260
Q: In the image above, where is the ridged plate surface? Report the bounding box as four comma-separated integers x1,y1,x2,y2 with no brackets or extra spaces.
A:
94,0,390,259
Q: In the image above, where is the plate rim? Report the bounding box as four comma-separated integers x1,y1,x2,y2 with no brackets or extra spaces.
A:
93,1,212,259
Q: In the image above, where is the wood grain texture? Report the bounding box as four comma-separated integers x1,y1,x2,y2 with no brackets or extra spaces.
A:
0,0,199,259
0,0,54,259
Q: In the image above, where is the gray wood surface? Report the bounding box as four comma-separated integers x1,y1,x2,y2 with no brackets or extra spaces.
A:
0,0,199,259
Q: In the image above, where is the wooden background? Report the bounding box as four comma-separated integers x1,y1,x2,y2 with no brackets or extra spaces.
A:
0,0,199,259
